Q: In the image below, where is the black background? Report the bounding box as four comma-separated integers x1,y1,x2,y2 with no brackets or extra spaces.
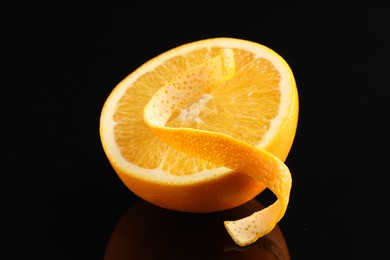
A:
2,3,389,259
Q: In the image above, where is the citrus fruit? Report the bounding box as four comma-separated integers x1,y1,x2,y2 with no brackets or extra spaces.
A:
100,37,298,246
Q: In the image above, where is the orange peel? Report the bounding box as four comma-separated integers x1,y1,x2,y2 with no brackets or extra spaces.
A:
144,49,292,246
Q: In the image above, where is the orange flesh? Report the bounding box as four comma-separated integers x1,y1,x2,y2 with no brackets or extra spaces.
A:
113,48,281,175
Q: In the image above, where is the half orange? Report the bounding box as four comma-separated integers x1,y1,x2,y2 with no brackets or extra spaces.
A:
100,37,298,246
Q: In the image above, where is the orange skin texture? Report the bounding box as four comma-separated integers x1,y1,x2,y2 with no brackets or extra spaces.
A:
116,167,266,213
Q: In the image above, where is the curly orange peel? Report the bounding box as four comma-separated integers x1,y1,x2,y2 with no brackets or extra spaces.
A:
144,49,292,246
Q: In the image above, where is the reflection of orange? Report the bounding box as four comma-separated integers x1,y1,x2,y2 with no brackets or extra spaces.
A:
104,199,290,259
